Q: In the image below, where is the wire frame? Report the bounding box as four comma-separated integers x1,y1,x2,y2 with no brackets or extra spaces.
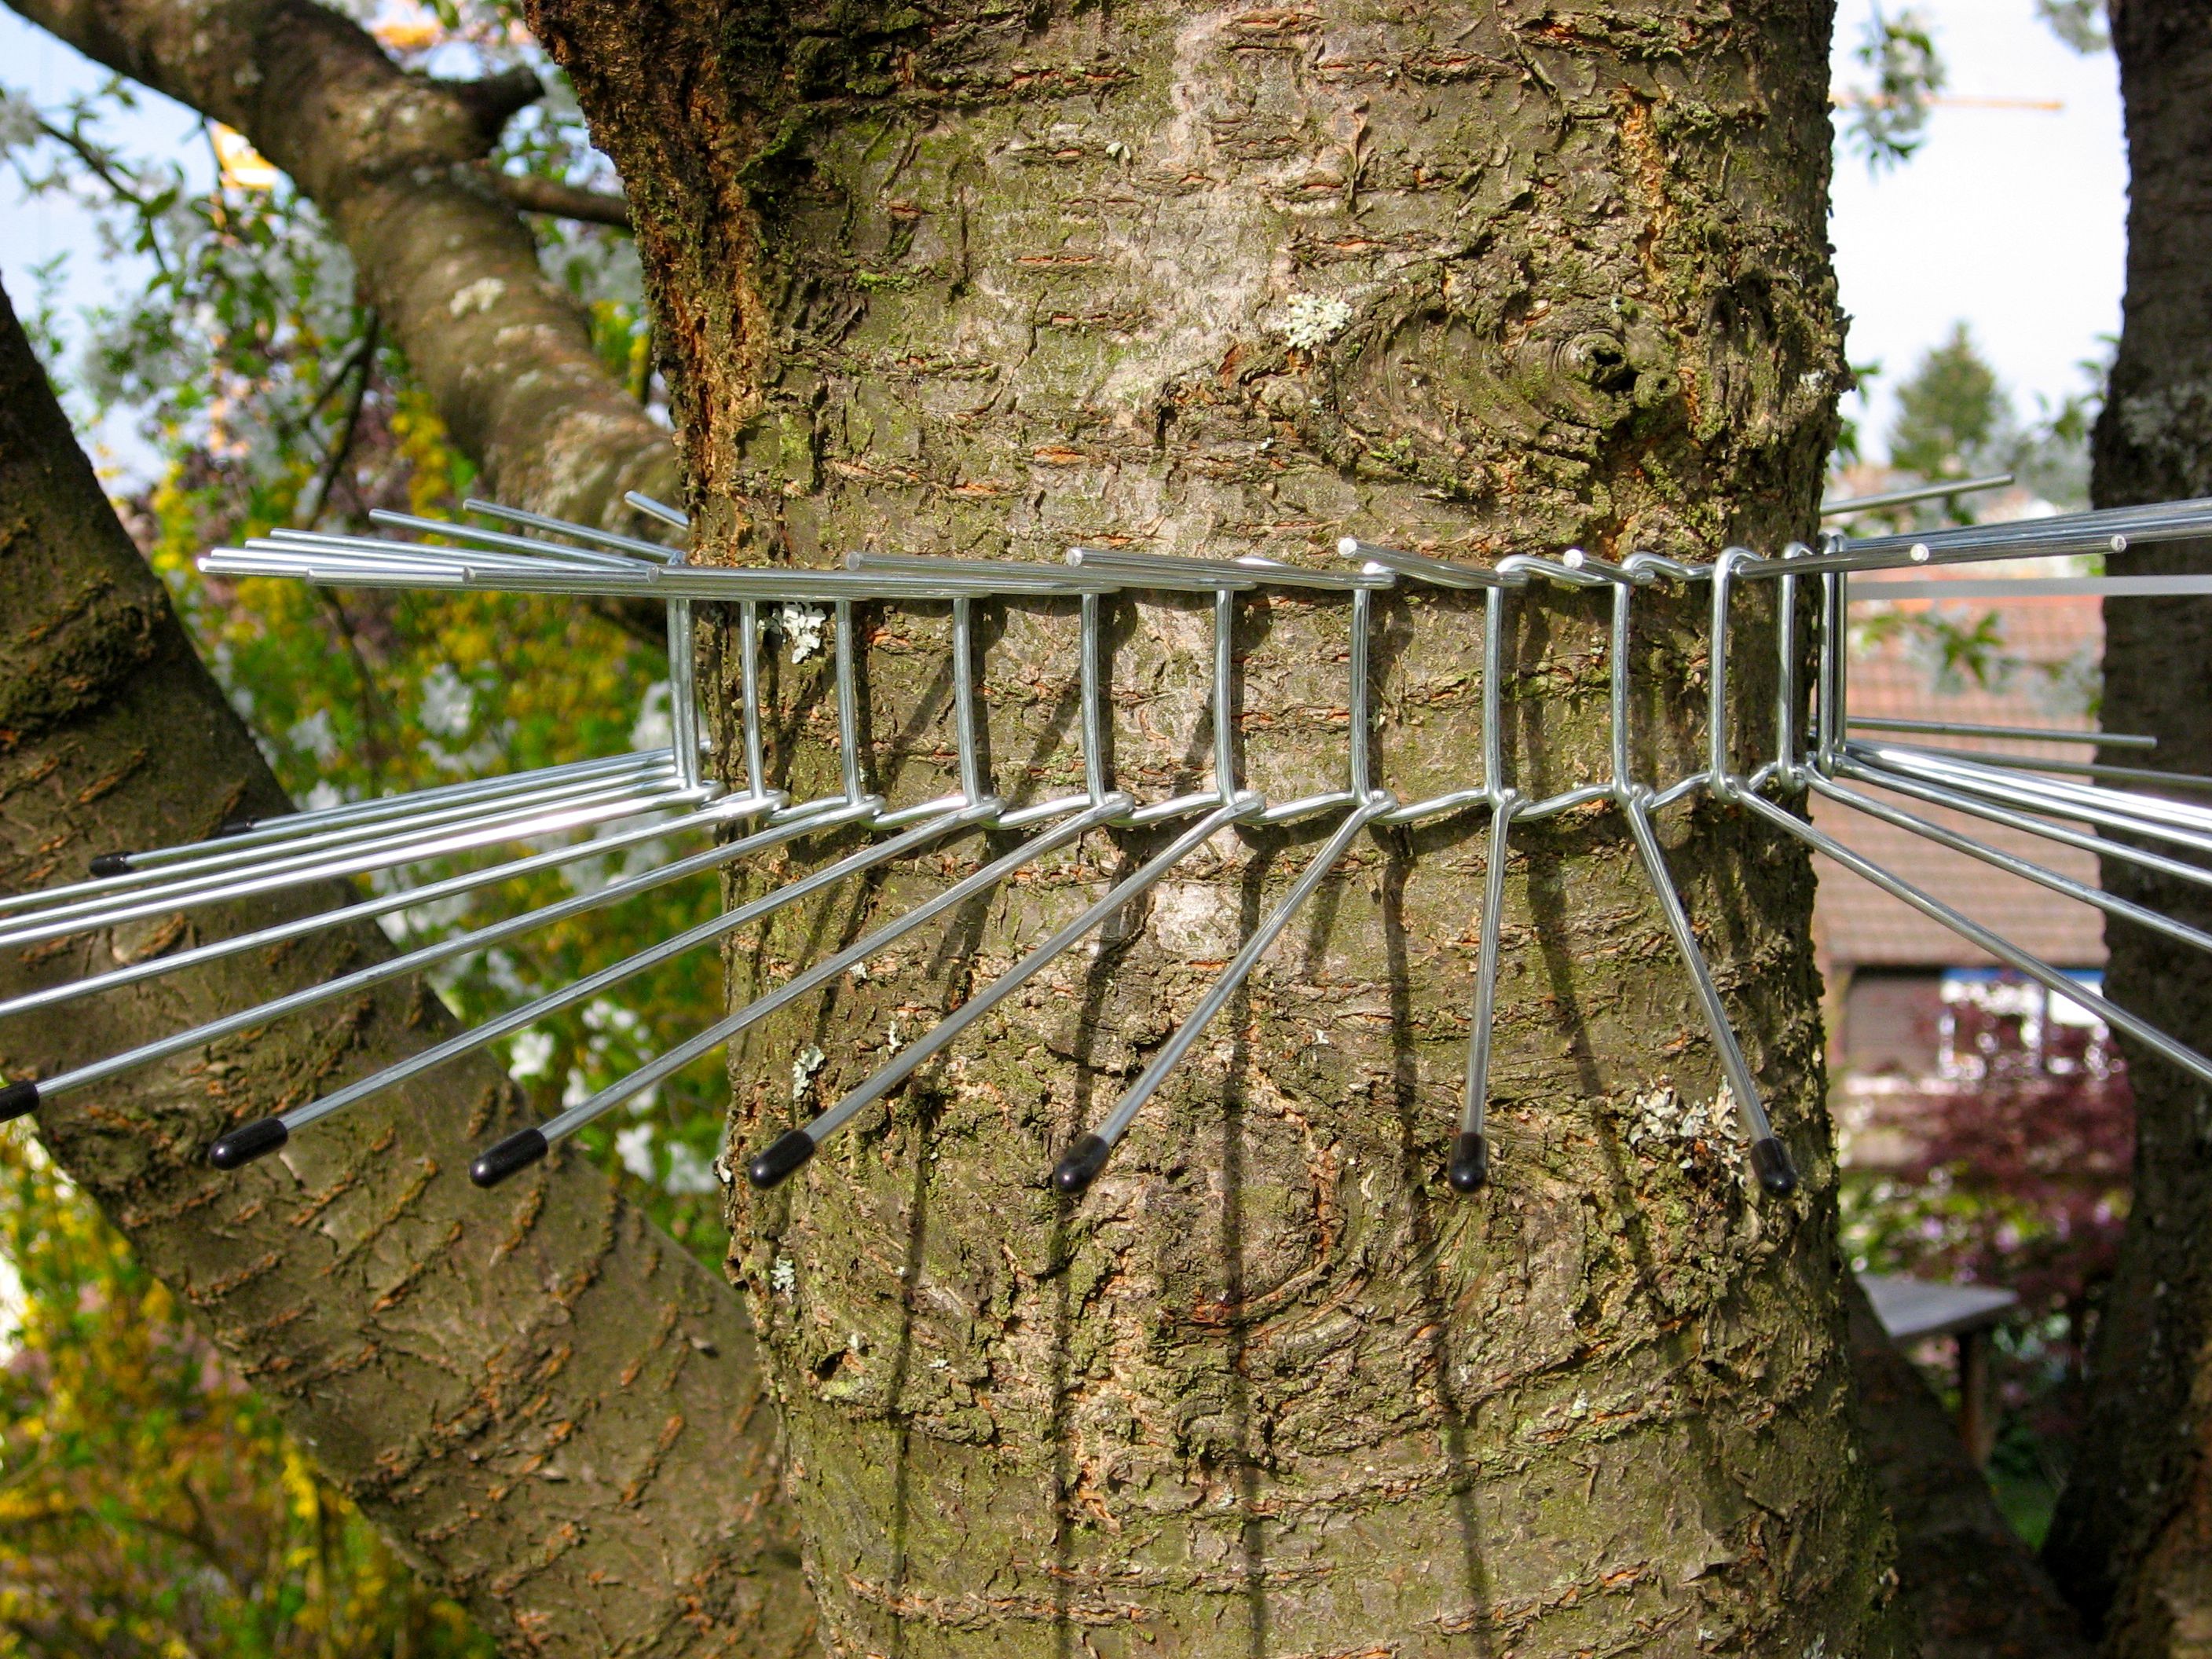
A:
5,485,2212,1207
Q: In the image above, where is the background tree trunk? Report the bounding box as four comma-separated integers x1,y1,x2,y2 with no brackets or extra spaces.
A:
0,277,815,1659
532,2,1909,1652
2042,1,2212,1649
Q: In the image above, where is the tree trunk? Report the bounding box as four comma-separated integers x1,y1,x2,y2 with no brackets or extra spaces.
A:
2042,2,2212,1648
532,2,1907,1652
0,277,815,1659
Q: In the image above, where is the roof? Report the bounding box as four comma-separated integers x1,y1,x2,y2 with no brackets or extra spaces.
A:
1810,548,2110,972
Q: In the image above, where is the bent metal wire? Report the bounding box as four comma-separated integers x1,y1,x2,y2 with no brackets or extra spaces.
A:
5,483,2212,1204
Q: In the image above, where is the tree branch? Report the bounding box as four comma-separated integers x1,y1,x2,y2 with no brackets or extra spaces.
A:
486,167,631,228
0,280,811,1658
2,0,676,540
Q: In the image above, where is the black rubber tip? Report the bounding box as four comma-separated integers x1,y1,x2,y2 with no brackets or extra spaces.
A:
1750,1136,1798,1196
1448,1130,1489,1194
471,1127,548,1188
1053,1133,1112,1196
0,1079,39,1121
89,852,133,878
209,1115,288,1170
747,1129,816,1189
214,816,259,838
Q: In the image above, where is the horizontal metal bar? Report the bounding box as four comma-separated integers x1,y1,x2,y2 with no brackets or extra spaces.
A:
1069,547,1392,592
1846,716,2154,751
1377,786,1496,827
1496,554,1608,588
1335,539,1510,591
1848,576,2212,599
1251,789,1360,826
848,551,1125,589
1818,473,2013,518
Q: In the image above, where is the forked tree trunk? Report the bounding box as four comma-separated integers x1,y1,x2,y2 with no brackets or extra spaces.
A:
2043,1,2212,1648
533,2,1906,1652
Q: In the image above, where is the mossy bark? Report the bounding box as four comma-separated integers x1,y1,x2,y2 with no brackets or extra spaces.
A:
529,2,1907,1654
2042,2,2212,1649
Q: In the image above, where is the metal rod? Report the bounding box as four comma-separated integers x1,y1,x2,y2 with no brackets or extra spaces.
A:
1845,576,2212,599
742,793,1258,1191
1336,537,1511,590
1453,797,1516,1193
1212,591,1238,804
27,796,873,1129
1071,547,1390,593
625,491,690,530
1875,743,2212,796
1831,751,2212,895
463,499,685,563
0,792,789,1023
834,600,866,805
1056,794,1391,1193
1349,588,1374,801
851,551,1126,591
1740,789,2212,1090
1620,792,1796,1194
474,792,1139,1186
1850,742,2212,851
952,598,985,805
206,798,991,1166
738,601,765,800
0,766,701,925
1818,472,2013,518
9,751,677,892
1081,593,1111,807
362,511,650,571
1845,716,2155,751
0,778,712,950
1807,773,2212,961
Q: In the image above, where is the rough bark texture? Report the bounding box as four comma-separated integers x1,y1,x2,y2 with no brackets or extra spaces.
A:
4,0,675,534
2042,2,2212,1650
0,280,814,1659
530,2,1910,1653
1844,1280,2090,1659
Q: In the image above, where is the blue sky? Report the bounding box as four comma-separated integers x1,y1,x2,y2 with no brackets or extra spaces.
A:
0,0,2129,482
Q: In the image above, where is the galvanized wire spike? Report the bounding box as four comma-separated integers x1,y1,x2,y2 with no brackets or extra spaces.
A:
9,489,2212,1210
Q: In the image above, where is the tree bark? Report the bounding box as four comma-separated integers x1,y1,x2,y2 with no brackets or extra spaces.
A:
2042,2,2212,1649
4,0,675,533
530,2,1912,1652
1844,1279,2090,1658
0,276,813,1659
